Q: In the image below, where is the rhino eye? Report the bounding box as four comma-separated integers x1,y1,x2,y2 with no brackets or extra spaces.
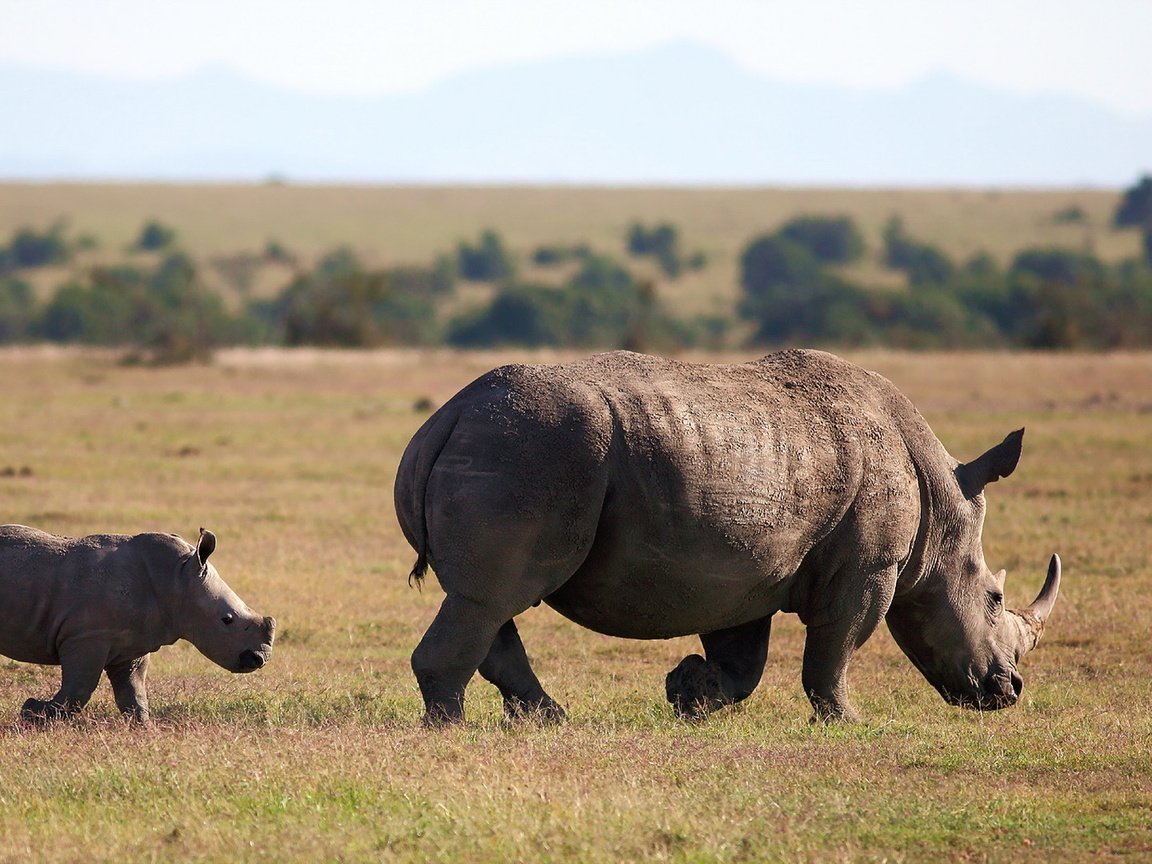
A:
986,592,1004,615
221,612,235,625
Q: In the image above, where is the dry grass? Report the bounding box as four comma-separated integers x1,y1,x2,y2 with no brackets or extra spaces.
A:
0,183,1141,316
1,346,1151,862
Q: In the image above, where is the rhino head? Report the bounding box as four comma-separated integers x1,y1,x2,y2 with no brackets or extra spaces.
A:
179,529,276,674
885,429,1061,711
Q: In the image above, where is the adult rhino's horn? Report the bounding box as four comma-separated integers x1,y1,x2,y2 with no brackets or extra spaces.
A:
1025,554,1061,621
1013,554,1062,653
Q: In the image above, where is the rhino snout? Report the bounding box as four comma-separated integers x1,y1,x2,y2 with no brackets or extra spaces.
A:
942,668,1023,711
238,649,267,672
981,669,1024,710
236,618,275,673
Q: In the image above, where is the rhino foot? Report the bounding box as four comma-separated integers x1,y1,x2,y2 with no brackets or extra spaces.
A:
502,695,568,726
807,694,861,724
20,698,75,724
666,654,731,721
420,703,465,729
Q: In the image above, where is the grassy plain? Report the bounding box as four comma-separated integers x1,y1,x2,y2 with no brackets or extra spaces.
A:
0,346,1150,862
0,183,1142,317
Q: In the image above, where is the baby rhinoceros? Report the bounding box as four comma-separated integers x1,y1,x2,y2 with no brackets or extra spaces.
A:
0,525,276,724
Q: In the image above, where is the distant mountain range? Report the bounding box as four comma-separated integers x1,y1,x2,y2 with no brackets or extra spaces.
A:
2,43,1149,186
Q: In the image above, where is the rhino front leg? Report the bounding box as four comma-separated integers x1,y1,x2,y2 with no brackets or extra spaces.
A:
105,655,151,724
21,641,107,723
412,593,508,726
801,566,897,722
478,619,567,724
666,615,772,721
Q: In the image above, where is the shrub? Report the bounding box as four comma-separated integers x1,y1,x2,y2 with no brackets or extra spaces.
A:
883,217,955,286
134,219,177,251
1114,175,1152,228
265,255,439,348
457,230,515,282
1010,248,1106,284
627,221,690,278
7,223,70,268
775,215,865,264
447,284,567,348
0,277,35,342
38,254,236,362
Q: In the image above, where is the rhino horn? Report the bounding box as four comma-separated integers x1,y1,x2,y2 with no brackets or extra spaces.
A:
1011,554,1062,654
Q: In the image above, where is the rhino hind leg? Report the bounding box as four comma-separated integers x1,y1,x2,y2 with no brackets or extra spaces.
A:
478,619,566,724
411,593,514,726
106,655,151,724
666,615,772,721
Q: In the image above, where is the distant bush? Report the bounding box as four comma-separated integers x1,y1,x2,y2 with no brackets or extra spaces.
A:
263,239,296,265
877,285,1001,349
1052,205,1087,224
6,223,70,269
1010,248,1106,285
387,257,457,297
448,284,568,348
263,252,440,347
883,217,955,286
531,243,591,267
627,222,672,257
0,277,35,342
457,230,515,282
39,253,236,362
626,221,707,279
739,235,824,297
775,215,864,264
448,254,699,350
1114,175,1152,227
134,219,178,252
738,233,874,345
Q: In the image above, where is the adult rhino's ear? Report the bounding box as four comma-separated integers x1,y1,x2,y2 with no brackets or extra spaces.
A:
955,428,1024,499
197,528,217,568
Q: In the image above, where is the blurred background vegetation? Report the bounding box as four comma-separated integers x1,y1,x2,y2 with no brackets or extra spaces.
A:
2,174,1151,363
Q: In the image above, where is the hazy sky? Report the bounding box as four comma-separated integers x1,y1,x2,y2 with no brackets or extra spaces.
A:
5,0,1151,114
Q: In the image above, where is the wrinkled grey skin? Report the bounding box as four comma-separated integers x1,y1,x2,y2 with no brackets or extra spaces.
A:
395,349,1060,726
0,526,276,724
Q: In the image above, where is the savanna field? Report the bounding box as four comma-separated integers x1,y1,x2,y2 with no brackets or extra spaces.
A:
0,186,1151,862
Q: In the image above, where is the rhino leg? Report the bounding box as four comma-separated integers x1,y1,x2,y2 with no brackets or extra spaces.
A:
666,615,772,721
478,619,567,724
105,655,151,724
412,593,509,726
20,640,106,723
801,566,896,723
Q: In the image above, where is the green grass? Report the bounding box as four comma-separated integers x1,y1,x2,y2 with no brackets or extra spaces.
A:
1,346,1151,861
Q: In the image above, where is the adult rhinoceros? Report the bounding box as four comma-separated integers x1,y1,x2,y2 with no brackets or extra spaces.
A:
395,349,1060,725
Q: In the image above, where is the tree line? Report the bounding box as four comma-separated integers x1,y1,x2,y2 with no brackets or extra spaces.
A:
2,176,1152,362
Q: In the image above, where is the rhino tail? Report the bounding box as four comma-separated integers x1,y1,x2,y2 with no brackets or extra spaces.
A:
408,551,429,589
395,405,461,590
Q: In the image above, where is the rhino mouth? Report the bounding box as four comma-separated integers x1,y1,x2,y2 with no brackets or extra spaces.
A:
939,670,1022,711
237,646,272,673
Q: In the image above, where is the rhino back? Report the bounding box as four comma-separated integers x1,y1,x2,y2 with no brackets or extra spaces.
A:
0,526,174,664
415,350,926,639
547,351,922,636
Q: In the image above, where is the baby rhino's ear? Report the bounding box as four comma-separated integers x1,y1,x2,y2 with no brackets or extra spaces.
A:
197,528,217,568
